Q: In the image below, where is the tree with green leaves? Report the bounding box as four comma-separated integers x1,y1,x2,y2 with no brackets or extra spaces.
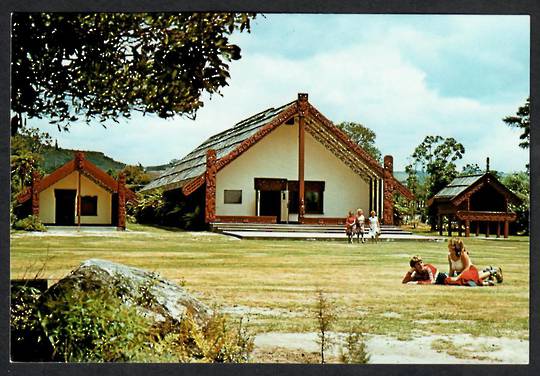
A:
503,98,530,171
405,136,465,229
11,13,256,134
503,98,530,149
336,122,382,162
502,172,529,235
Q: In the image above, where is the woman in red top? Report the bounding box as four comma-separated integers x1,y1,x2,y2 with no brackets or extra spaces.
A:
445,238,503,286
345,211,356,243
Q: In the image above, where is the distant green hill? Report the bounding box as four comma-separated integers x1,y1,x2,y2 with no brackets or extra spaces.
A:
41,146,126,174
393,171,428,184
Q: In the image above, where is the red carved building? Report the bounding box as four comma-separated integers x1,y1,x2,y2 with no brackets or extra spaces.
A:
17,152,135,230
142,93,414,226
427,172,521,238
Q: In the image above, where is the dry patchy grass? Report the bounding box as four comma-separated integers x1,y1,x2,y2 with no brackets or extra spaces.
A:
10,224,529,341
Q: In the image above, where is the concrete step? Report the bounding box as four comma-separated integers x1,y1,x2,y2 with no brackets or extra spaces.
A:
211,223,413,235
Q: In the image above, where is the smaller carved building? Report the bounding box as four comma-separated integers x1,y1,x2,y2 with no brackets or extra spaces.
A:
427,172,521,238
17,152,135,229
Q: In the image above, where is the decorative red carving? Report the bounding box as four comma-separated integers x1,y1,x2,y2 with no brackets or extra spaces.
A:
254,178,287,191
215,105,298,172
307,103,385,177
455,211,516,222
182,176,206,196
181,104,298,197
383,155,394,225
297,93,309,117
75,151,85,170
205,149,217,223
117,173,126,230
179,97,414,205
17,152,136,204
31,170,41,215
298,101,306,223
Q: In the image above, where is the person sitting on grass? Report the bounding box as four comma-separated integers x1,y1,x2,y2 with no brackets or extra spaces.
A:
445,238,503,286
345,210,356,244
368,210,381,243
402,255,447,285
355,208,366,244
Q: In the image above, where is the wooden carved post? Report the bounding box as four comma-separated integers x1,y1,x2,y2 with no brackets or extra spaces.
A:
205,149,217,223
465,220,470,237
75,151,84,228
504,220,509,239
438,215,443,236
448,215,453,237
383,155,394,225
486,222,490,238
31,170,41,216
476,222,480,237
297,93,308,223
117,173,126,230
496,221,501,238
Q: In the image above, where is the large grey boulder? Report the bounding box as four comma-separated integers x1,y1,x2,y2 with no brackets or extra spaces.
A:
43,259,210,324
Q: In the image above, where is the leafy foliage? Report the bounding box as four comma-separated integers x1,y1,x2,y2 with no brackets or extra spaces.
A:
460,163,482,175
503,98,530,150
405,136,465,228
40,289,152,362
119,164,152,190
10,126,52,191
12,13,256,130
156,311,254,363
128,190,205,229
502,172,529,235
314,289,336,364
13,215,47,232
11,285,52,361
336,122,382,161
339,320,370,364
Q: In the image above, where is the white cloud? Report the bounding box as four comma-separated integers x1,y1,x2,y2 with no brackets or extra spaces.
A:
32,15,529,173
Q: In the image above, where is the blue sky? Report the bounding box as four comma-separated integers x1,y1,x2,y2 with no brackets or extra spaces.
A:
32,14,530,172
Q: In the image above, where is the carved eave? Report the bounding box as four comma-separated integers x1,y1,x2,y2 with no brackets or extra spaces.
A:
306,104,384,182
181,104,298,197
451,174,521,207
17,153,136,203
393,178,415,200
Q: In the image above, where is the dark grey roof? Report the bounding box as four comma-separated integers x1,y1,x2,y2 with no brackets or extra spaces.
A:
432,173,485,200
141,101,296,192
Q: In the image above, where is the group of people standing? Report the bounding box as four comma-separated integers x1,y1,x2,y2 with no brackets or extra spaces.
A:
345,209,381,244
402,238,504,287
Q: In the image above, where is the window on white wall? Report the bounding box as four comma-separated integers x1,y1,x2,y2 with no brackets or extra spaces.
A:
224,190,242,204
81,196,98,216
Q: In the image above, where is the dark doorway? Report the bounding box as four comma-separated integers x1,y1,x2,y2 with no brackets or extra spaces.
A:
259,190,281,218
55,189,76,225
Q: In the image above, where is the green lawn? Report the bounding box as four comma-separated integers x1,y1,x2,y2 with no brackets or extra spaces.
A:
10,224,529,341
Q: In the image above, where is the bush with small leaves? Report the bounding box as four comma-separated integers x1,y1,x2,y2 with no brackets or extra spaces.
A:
13,215,47,232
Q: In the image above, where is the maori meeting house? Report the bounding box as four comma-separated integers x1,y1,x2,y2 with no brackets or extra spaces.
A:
427,171,522,238
142,93,414,225
17,152,136,230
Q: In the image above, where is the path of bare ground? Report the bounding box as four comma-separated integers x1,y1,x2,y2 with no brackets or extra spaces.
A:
252,332,528,364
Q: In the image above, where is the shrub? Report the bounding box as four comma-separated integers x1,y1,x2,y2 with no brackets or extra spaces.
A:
314,289,335,364
154,310,254,363
339,321,370,364
13,215,47,232
11,277,254,363
39,288,152,362
11,285,52,361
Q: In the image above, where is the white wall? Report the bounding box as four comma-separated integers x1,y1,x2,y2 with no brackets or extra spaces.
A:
39,171,112,224
215,120,371,218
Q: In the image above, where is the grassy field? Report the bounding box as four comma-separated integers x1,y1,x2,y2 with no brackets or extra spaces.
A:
10,224,529,345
